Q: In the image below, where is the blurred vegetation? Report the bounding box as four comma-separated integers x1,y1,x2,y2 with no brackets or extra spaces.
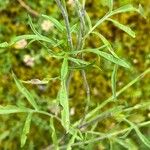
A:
0,0,150,149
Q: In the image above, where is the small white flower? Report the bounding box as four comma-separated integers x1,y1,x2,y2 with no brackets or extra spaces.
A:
23,55,34,67
41,20,54,32
14,39,27,49
70,107,75,116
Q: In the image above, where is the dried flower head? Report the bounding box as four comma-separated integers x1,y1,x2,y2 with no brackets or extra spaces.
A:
41,20,54,32
14,39,27,49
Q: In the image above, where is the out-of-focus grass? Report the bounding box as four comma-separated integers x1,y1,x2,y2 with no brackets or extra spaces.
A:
0,0,150,149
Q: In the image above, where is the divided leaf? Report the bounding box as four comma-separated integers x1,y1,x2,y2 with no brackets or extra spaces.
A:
107,18,136,38
12,72,39,110
21,113,32,147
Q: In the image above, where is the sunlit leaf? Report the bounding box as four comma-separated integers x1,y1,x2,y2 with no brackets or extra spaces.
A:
21,113,32,147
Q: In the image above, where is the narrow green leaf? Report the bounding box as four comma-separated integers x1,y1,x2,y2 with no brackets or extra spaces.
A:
69,61,95,70
125,119,150,148
83,48,130,68
0,105,31,114
67,131,77,150
92,32,119,58
70,24,78,33
59,83,70,132
12,72,39,110
111,65,118,99
111,4,137,15
115,138,130,149
138,4,146,18
21,113,32,147
85,12,92,30
11,34,55,46
28,15,40,36
59,58,70,131
50,117,58,149
42,14,65,32
107,18,135,38
61,57,68,80
69,57,91,65
108,0,113,11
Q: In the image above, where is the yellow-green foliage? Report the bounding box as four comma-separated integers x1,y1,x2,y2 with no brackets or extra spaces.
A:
0,0,150,149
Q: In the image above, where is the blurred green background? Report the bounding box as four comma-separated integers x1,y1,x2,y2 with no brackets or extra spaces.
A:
0,0,150,149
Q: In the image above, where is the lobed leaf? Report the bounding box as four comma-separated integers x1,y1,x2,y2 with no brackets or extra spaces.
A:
21,113,32,147
12,72,39,110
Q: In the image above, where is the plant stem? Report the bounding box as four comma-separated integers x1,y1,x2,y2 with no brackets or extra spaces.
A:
59,121,150,149
54,0,73,50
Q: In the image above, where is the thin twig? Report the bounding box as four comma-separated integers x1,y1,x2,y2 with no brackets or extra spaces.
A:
17,0,39,17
